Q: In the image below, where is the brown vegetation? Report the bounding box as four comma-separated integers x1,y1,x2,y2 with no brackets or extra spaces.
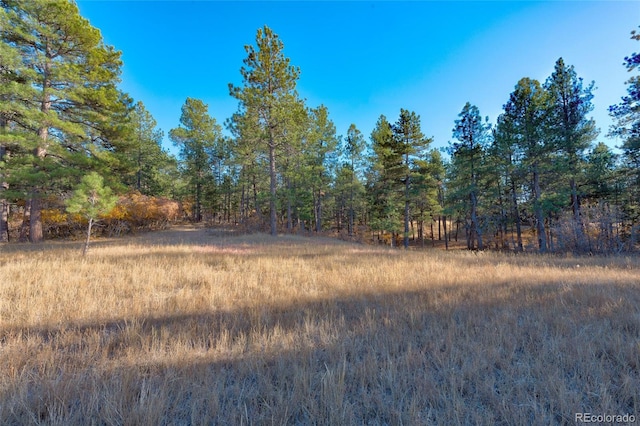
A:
0,226,638,424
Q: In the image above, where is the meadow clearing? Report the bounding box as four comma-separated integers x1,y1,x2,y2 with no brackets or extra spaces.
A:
0,226,639,425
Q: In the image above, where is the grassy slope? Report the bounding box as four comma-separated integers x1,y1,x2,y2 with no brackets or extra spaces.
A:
0,226,639,425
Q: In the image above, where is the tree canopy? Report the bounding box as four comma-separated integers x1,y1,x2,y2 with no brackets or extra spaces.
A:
0,4,638,253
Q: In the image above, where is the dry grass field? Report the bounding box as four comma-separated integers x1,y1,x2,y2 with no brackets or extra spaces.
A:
0,225,639,425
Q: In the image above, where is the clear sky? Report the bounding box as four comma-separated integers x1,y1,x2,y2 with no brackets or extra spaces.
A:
76,1,640,156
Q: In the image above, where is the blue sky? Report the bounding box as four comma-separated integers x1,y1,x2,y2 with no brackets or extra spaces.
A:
76,1,640,156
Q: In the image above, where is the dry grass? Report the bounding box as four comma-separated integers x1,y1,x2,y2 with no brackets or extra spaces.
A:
0,226,639,425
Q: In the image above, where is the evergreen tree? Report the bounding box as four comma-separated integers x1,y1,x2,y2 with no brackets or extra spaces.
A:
65,171,117,256
169,98,222,222
392,109,431,249
127,101,177,197
229,25,301,236
501,78,552,252
545,58,597,250
413,148,441,247
306,105,338,232
493,112,525,251
0,0,124,242
609,26,640,225
277,98,308,231
449,102,491,250
343,123,366,237
0,25,32,242
368,115,403,245
584,142,618,203
226,110,270,224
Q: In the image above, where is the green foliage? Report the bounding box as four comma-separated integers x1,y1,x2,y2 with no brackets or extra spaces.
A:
609,27,640,166
65,171,117,255
367,111,434,246
545,58,597,168
124,101,179,197
447,103,491,249
609,27,640,225
0,0,127,242
66,172,117,221
499,77,552,252
169,98,222,221
368,115,402,234
229,25,302,235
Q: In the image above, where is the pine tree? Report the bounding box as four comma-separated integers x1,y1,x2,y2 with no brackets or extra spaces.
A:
392,109,431,249
0,26,32,241
493,113,525,251
369,115,403,245
609,26,640,227
65,171,117,256
1,0,124,242
306,105,338,232
449,102,491,250
127,101,177,197
226,111,269,224
229,25,301,236
169,98,222,222
413,148,441,247
501,78,552,252
545,58,597,251
343,124,365,237
277,99,308,231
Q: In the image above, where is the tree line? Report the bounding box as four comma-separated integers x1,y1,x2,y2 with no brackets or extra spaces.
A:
1,1,638,253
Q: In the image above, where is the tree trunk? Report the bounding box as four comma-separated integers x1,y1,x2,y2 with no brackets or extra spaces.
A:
252,172,262,220
136,147,142,192
315,191,321,233
470,191,483,250
0,145,8,243
532,167,547,253
570,177,586,251
195,180,202,222
443,216,449,250
286,177,292,232
29,196,43,243
348,186,354,237
404,176,410,250
547,214,555,252
30,55,52,244
19,200,30,242
510,176,523,252
455,219,460,242
268,133,277,236
83,218,94,256
240,181,246,223
29,146,46,243
430,221,434,247
0,197,8,243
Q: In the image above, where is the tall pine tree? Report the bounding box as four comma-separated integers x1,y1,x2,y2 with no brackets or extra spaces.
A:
610,26,640,226
169,98,222,222
392,109,431,249
449,103,491,250
545,58,597,251
496,78,551,252
229,26,301,236
0,0,124,242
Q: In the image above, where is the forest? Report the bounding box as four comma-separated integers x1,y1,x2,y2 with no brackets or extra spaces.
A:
1,0,639,254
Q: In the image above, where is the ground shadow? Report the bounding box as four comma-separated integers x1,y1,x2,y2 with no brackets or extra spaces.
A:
1,277,639,425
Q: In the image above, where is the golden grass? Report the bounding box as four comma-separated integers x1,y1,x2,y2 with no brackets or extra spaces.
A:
1,226,639,425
